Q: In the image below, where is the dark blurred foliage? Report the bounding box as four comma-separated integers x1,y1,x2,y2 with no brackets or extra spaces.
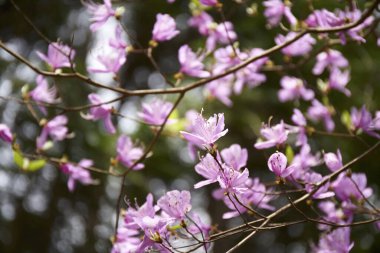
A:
1,0,380,252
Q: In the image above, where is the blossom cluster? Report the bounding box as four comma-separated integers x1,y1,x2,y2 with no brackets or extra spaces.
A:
2,0,380,252
112,191,210,253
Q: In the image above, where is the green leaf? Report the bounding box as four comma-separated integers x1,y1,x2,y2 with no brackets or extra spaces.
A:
285,145,294,164
28,159,46,172
13,150,24,168
341,110,352,130
13,149,46,172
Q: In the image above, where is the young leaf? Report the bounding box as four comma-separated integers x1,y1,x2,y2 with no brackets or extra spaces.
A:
13,150,24,169
28,159,46,172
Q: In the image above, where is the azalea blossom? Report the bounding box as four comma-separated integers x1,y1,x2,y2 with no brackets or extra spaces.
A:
0,124,13,143
234,48,268,94
157,190,192,220
305,9,341,29
180,112,228,149
290,144,320,179
87,52,126,75
29,75,60,115
318,201,353,231
60,159,96,192
324,149,343,172
312,49,348,75
188,12,237,52
332,173,373,202
109,25,128,51
307,99,335,132
303,172,334,199
336,8,374,44
206,22,237,52
194,153,221,189
217,167,249,195
82,93,116,134
220,144,248,171
328,68,351,96
205,77,233,107
312,228,354,253
275,32,316,56
36,115,69,149
37,42,75,70
263,0,297,27
369,111,380,131
152,14,179,42
350,106,379,137
178,45,210,78
278,76,314,102
116,135,144,170
291,109,308,146
138,99,173,125
267,152,295,178
200,0,218,6
188,11,213,36
213,45,244,74
254,121,288,149
84,0,116,31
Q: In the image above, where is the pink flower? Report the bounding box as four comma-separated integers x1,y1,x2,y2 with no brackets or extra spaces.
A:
200,0,218,6
370,111,380,131
30,75,60,115
188,11,213,36
234,48,268,94
213,45,243,74
332,173,373,202
318,201,352,230
178,45,210,78
82,93,116,134
116,135,144,170
109,25,128,51
138,99,173,125
194,153,221,189
267,152,295,178
84,0,116,31
36,42,75,70
307,99,335,132
36,115,69,149
312,49,348,75
336,8,374,44
180,112,228,149
254,121,288,149
0,124,13,143
350,106,378,137
221,177,275,219
313,228,354,253
278,76,314,102
206,22,237,52
305,9,341,29
328,68,351,97
290,144,320,179
291,109,308,146
60,159,96,192
205,76,233,107
220,144,248,171
263,0,297,27
324,149,343,172
303,172,334,199
275,32,316,56
87,52,126,75
152,14,179,42
157,190,192,220
217,167,249,195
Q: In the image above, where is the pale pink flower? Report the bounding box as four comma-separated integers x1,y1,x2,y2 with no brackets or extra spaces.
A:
152,14,179,42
